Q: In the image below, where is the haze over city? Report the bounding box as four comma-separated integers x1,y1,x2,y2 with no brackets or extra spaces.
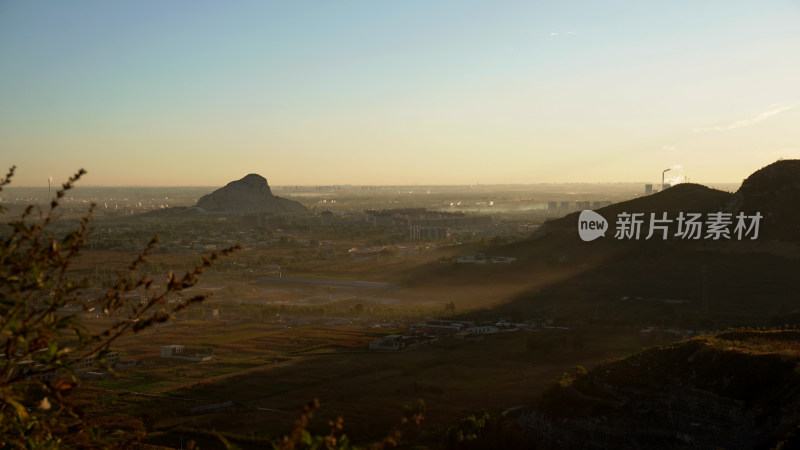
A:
5,3,800,447
1,1,799,186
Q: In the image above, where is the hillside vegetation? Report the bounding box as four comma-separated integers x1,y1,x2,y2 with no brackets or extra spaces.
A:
523,330,800,449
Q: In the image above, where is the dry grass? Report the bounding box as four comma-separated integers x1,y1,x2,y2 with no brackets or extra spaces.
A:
88,323,647,446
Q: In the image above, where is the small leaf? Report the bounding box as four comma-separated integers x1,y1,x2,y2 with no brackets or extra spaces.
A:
7,398,29,419
52,379,77,391
301,429,312,445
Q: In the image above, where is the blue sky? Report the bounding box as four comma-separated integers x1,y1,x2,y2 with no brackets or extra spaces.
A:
1,1,798,186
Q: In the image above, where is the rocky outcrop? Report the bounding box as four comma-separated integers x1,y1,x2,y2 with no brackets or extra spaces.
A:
521,331,800,449
196,174,307,214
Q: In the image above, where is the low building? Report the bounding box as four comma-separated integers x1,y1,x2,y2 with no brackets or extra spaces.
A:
161,345,185,358
454,253,488,264
369,335,405,351
74,351,119,370
491,256,517,263
368,334,436,351
412,323,461,335
465,326,500,334
160,344,213,361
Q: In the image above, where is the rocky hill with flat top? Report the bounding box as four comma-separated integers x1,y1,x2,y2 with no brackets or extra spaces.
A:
196,174,307,214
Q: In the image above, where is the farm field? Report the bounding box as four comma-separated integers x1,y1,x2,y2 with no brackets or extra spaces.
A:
87,321,651,448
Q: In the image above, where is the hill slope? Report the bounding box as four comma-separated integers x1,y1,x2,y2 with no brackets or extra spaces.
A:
534,182,732,242
521,330,800,449
724,159,800,242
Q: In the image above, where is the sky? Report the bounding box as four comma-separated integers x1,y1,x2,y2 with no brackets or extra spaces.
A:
1,1,799,187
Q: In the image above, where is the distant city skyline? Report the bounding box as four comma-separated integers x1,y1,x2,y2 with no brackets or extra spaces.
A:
1,1,798,187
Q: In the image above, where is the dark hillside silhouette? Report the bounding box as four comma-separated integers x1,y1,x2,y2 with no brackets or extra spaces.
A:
403,160,800,326
724,159,800,242
196,174,307,213
522,330,800,449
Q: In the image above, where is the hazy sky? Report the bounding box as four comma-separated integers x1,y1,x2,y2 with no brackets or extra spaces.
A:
1,1,798,186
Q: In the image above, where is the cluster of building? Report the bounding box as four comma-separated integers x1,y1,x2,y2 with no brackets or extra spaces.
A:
452,253,517,264
547,201,613,215
240,212,295,228
644,182,675,196
368,334,436,351
160,344,214,362
364,208,495,240
368,319,528,351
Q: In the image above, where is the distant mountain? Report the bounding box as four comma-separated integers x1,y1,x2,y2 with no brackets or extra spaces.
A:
534,182,732,243
521,330,800,449
196,174,307,214
531,159,800,244
404,160,800,326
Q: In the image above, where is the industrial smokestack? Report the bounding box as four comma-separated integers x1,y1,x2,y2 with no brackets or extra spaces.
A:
662,168,672,191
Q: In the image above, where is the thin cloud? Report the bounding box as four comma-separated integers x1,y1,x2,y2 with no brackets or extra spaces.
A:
695,106,792,132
